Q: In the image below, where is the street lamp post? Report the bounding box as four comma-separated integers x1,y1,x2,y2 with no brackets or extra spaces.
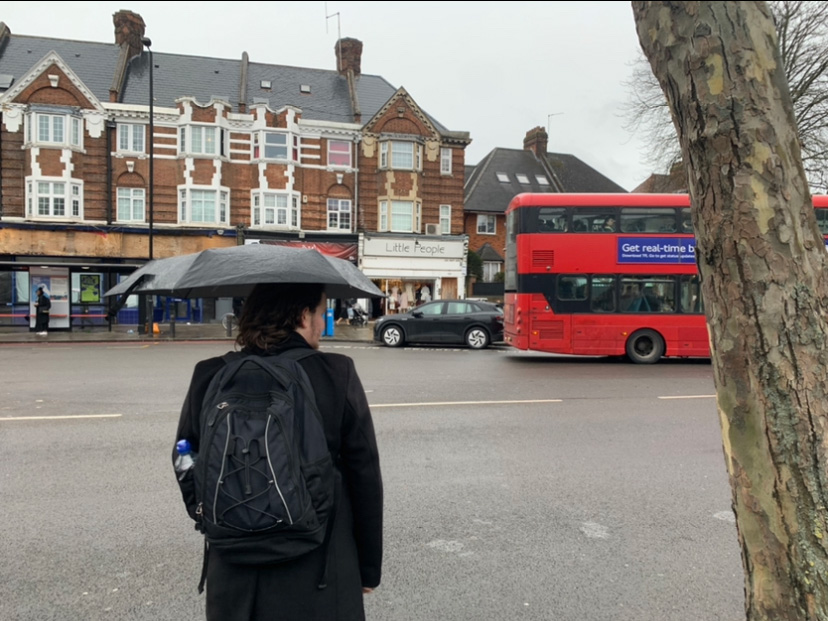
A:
142,37,155,335
142,36,154,260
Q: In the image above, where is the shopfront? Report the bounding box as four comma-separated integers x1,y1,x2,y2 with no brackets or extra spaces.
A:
359,233,468,315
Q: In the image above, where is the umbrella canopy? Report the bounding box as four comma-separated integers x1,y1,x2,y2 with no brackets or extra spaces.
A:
103,244,384,300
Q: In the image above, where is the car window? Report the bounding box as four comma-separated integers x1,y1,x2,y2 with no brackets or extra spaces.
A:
446,302,474,314
418,302,444,316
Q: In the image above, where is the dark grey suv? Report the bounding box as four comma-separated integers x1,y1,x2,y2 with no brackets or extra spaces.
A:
373,299,504,349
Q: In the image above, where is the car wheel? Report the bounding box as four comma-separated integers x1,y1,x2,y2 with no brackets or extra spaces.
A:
381,325,404,347
625,329,665,364
465,327,490,349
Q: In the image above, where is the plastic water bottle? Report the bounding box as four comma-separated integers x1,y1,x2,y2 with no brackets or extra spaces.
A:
175,439,196,481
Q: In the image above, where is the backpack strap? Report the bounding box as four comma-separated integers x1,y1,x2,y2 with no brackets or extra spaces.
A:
272,348,340,590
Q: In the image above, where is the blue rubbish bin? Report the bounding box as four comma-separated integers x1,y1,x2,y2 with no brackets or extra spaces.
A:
324,307,335,336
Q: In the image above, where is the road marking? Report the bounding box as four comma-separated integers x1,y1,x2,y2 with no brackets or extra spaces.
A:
658,395,716,400
0,414,123,422
371,399,562,408
580,522,610,539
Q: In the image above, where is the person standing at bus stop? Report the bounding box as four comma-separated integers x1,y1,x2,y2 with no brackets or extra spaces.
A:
34,285,51,336
174,283,383,620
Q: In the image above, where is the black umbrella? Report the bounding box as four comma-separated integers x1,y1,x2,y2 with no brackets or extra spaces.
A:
103,244,384,301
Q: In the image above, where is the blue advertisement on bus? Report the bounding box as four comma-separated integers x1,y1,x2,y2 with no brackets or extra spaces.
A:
617,237,696,264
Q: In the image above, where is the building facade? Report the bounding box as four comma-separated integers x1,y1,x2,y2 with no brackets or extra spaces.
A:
0,11,470,330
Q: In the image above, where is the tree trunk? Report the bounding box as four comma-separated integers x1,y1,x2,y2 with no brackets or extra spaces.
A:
632,2,828,619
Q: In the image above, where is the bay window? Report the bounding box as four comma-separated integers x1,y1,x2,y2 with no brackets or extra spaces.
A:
27,111,83,149
380,140,422,170
327,199,352,230
178,187,230,225
26,178,83,220
180,125,224,156
379,200,421,233
251,192,300,229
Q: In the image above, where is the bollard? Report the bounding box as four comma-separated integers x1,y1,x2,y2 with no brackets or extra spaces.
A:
325,308,335,336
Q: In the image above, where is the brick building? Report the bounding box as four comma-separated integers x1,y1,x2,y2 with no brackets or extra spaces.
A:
463,127,625,298
0,11,470,330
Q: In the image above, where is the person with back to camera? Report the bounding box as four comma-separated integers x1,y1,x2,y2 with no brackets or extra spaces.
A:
173,282,383,621
34,285,51,336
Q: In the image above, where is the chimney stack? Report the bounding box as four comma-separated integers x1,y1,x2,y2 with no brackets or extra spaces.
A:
335,38,363,76
113,10,146,59
523,127,549,157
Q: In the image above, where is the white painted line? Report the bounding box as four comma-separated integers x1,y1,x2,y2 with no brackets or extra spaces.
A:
371,399,562,409
658,395,716,400
0,414,123,422
580,522,610,539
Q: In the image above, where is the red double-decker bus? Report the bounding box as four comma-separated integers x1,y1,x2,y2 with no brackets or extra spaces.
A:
504,193,828,363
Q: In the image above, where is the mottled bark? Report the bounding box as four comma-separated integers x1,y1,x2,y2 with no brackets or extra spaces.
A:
632,2,828,619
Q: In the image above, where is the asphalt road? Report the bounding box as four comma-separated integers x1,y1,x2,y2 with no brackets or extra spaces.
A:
0,341,744,621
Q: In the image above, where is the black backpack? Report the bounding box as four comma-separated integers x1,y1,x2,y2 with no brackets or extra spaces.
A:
193,348,335,572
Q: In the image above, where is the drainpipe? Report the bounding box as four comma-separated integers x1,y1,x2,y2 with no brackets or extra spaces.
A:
353,134,362,232
106,120,115,224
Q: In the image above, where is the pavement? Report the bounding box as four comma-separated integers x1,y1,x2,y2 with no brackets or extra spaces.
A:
0,320,376,344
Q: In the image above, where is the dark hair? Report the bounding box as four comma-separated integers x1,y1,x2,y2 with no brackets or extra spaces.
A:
236,283,325,351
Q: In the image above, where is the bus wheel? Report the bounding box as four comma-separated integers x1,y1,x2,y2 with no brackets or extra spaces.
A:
382,325,404,347
626,329,665,364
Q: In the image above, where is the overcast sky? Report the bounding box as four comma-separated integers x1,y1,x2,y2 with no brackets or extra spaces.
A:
3,1,655,191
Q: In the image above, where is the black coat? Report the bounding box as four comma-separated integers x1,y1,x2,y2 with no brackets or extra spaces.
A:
174,334,383,621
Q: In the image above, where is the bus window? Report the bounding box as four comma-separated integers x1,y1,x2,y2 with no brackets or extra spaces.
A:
680,275,703,313
591,276,616,312
620,276,676,312
538,207,567,232
679,208,693,233
620,208,678,233
572,209,616,233
557,275,587,301
815,208,828,235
